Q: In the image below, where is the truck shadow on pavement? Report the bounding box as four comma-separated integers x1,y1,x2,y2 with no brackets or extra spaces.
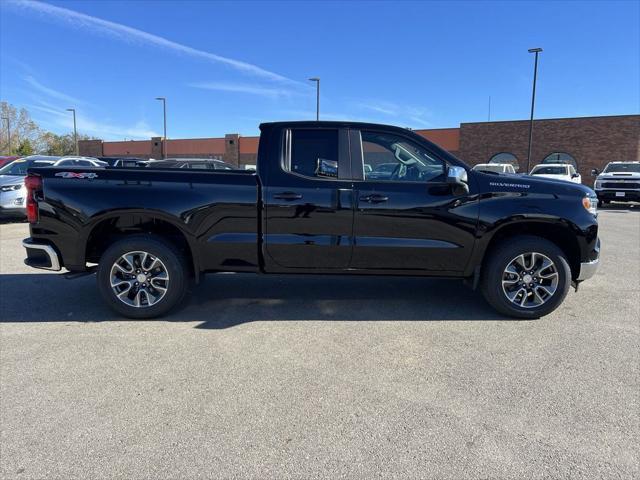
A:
0,273,516,327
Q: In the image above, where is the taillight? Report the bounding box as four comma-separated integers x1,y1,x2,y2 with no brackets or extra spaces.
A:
24,174,42,224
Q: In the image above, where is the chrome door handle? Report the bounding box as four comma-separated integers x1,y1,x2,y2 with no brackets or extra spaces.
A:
360,194,389,203
274,192,303,201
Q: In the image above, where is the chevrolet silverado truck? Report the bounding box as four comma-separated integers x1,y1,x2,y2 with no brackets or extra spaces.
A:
21,121,600,319
592,161,640,206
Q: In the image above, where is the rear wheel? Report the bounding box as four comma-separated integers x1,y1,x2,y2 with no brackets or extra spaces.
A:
97,235,189,319
481,236,571,319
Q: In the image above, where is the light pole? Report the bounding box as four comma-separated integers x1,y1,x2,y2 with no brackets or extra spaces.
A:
2,116,10,154
66,108,78,155
155,97,167,158
308,78,320,121
526,47,542,173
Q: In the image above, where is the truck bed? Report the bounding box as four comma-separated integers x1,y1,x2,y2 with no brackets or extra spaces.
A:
29,166,261,273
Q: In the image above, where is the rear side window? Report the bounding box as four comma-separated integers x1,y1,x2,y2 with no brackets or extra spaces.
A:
288,129,339,178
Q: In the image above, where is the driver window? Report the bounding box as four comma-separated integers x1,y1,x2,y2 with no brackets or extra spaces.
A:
361,131,445,182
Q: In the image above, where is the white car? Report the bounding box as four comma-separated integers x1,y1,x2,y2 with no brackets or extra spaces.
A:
473,163,516,174
529,163,581,183
53,157,108,168
0,156,59,217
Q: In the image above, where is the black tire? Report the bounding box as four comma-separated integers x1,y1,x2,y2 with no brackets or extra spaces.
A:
97,235,189,319
481,235,571,319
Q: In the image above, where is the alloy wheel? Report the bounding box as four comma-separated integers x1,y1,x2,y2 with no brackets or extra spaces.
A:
109,251,169,308
501,252,559,308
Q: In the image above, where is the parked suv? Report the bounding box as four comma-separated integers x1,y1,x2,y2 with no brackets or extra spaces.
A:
592,161,640,207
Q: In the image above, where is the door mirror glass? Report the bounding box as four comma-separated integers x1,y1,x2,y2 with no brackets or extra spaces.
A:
315,158,338,178
591,168,599,176
446,166,469,194
447,166,468,184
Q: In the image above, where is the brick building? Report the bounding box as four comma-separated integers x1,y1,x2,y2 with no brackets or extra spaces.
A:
79,114,639,182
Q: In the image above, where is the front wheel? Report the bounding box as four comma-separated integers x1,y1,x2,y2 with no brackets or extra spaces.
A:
97,235,189,319
481,236,571,319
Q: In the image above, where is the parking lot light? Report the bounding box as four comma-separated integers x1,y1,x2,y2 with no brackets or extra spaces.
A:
66,109,77,155
155,97,167,159
526,47,543,172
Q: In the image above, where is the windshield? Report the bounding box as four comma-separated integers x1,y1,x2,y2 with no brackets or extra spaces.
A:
603,163,640,173
531,166,567,175
0,159,37,176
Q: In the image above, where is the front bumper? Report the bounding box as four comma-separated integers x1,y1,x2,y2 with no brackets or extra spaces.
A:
0,206,26,217
596,190,640,202
577,238,600,281
22,238,62,271
0,188,27,214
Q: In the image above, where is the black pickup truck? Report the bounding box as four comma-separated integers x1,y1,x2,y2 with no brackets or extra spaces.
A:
22,121,600,319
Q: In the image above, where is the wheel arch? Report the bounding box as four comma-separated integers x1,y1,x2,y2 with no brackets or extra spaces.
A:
479,220,581,280
82,209,199,278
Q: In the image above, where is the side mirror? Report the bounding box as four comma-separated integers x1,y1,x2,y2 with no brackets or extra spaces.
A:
572,173,579,178
315,158,338,178
591,168,599,177
446,166,469,194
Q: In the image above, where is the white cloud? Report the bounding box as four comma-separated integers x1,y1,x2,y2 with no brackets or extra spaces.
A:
6,0,299,85
356,100,433,128
25,76,159,140
31,103,159,139
24,75,86,105
188,82,295,98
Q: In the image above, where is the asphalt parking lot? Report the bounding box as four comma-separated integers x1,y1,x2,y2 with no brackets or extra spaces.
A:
1,207,638,479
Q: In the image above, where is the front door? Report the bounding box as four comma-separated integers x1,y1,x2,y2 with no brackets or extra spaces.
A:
263,128,355,270
350,129,477,273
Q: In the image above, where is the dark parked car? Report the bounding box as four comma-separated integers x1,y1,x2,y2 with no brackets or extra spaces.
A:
144,158,235,170
98,157,146,168
22,121,599,319
366,162,398,180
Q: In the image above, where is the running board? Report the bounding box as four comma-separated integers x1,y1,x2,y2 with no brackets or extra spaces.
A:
63,266,97,280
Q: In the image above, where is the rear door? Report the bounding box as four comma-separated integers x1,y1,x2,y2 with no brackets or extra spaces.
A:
263,127,355,270
349,129,477,273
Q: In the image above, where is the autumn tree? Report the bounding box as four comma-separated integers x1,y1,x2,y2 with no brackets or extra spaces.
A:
0,102,43,155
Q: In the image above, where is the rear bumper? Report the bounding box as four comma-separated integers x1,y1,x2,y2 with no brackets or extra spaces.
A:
22,238,61,271
577,238,600,281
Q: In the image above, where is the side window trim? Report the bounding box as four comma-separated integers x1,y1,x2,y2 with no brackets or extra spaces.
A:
348,129,365,181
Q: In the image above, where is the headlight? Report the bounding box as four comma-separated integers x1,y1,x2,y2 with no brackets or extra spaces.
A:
582,194,597,216
0,184,22,192
594,180,602,189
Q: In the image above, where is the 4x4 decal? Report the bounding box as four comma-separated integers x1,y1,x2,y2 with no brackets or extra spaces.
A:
55,172,99,179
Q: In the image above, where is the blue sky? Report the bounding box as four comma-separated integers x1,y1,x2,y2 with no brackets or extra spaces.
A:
1,0,638,140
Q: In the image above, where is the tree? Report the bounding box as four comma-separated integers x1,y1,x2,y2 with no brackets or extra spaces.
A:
15,138,34,156
0,102,42,155
1,102,98,155
39,132,93,155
